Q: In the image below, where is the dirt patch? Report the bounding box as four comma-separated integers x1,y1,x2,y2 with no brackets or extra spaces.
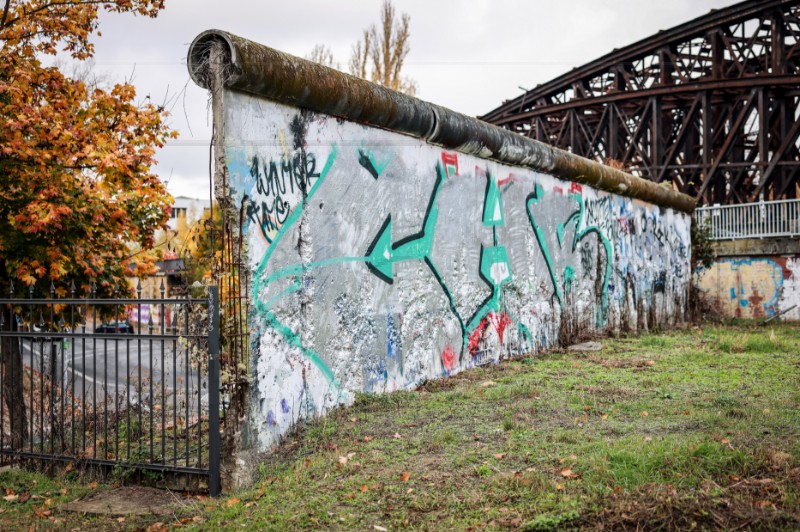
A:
59,486,179,516
578,472,800,530
417,377,468,393
586,356,656,369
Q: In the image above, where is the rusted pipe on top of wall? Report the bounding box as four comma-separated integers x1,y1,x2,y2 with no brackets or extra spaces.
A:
188,29,696,214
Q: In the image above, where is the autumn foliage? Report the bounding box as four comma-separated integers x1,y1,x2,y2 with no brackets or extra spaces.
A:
0,0,175,296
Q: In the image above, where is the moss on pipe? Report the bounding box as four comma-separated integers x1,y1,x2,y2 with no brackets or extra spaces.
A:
188,29,695,213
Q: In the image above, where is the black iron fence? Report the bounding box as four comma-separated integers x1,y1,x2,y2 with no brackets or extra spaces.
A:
0,282,221,496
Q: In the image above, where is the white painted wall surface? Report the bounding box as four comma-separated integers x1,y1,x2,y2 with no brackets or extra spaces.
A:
221,91,692,450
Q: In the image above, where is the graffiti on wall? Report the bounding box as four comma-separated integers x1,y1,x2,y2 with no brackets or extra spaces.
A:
222,92,692,449
694,257,799,319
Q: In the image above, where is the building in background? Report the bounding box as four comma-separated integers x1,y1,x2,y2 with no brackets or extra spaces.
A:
167,196,210,232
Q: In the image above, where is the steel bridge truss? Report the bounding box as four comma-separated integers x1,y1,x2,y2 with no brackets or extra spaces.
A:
481,0,800,205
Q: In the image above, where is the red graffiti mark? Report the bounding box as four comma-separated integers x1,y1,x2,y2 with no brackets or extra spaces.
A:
488,312,512,344
441,152,459,178
474,165,488,178
497,173,519,187
570,182,583,195
749,288,766,319
553,186,564,195
468,318,491,356
468,312,513,356
441,344,457,372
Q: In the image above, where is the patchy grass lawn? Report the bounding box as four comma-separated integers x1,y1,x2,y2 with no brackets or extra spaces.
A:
1,323,799,530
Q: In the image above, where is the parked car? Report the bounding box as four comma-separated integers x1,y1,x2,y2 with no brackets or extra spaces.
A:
95,321,134,334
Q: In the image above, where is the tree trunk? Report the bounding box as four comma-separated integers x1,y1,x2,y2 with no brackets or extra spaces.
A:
0,266,27,450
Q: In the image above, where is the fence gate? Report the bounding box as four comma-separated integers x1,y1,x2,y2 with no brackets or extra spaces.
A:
0,282,221,496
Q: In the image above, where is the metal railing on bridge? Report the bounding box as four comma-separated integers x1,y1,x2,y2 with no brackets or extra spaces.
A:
694,199,800,241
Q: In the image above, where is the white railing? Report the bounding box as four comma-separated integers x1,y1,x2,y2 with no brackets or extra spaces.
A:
694,199,800,240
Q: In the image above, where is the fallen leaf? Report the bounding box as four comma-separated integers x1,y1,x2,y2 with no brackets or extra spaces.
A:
59,488,67,496
480,381,497,387
644,436,653,442
338,452,356,466
406,488,413,494
350,417,357,423
363,436,373,442
145,523,166,532
494,453,506,460
304,458,311,467
560,468,578,478
3,495,19,503
360,485,369,492
374,526,388,531
88,482,98,489
18,493,30,503
393,433,402,439
645,360,655,366
226,498,240,507
117,517,126,523
556,483,565,491
400,471,411,482
640,411,649,417
601,414,609,420
346,492,355,499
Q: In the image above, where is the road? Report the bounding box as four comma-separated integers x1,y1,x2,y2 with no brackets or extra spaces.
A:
19,334,206,409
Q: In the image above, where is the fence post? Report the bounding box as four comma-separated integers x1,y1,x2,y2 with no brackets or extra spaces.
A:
207,285,222,497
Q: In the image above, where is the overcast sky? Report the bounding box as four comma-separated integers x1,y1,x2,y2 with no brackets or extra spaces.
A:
91,0,734,199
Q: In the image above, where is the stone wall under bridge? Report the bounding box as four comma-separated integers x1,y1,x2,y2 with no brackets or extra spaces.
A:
188,30,695,453
694,242,800,321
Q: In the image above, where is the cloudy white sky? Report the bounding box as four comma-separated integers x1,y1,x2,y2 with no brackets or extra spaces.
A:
91,0,734,199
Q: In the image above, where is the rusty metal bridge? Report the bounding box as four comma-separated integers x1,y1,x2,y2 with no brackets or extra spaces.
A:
480,0,800,206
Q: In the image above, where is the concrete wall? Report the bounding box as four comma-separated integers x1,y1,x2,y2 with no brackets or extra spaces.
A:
695,255,800,320
220,91,692,450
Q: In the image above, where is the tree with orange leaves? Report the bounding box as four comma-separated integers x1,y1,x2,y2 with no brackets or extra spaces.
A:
0,0,174,447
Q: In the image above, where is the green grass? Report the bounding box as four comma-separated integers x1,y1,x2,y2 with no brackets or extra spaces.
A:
1,322,799,530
